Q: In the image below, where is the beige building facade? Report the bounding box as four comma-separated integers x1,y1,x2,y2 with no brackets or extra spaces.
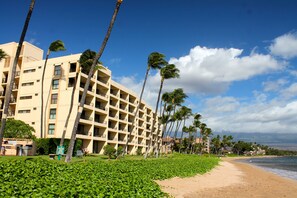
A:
0,42,161,154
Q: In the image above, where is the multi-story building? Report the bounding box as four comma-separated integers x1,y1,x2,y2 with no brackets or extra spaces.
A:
0,42,161,154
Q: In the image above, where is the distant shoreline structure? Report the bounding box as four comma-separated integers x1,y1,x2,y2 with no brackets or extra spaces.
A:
214,132,297,151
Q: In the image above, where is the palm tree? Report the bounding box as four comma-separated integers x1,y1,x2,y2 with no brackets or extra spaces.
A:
177,106,192,152
179,125,188,153
164,88,187,136
65,0,123,163
40,40,66,138
202,127,212,153
122,52,166,157
0,0,35,149
0,49,7,61
145,63,180,158
172,109,183,140
59,50,100,147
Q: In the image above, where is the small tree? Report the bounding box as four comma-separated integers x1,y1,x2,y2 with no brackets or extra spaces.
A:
103,144,116,159
116,146,123,157
3,118,35,139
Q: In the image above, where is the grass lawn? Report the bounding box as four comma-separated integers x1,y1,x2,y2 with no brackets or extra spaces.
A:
0,154,219,197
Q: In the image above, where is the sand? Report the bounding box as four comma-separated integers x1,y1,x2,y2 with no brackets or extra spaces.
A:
156,157,297,198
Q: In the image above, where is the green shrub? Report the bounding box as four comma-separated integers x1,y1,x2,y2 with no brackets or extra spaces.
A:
35,138,83,155
116,146,123,157
103,144,116,159
136,147,143,155
0,154,219,197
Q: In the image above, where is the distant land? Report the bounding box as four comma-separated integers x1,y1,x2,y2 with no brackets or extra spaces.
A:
213,132,297,151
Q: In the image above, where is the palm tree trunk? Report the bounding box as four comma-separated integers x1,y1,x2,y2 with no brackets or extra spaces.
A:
122,65,150,157
178,118,186,153
173,119,182,140
40,49,50,138
60,71,79,146
168,121,175,137
65,0,122,163
166,105,176,137
144,78,164,159
0,0,35,149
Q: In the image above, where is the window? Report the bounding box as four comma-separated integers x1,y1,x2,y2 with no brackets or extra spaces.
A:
50,109,56,119
70,63,77,72
51,94,58,104
20,96,32,100
23,69,36,73
48,124,55,135
22,82,34,86
52,80,59,89
18,109,30,114
68,78,75,87
54,65,61,76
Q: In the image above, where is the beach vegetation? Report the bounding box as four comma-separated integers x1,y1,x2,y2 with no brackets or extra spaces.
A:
0,154,219,197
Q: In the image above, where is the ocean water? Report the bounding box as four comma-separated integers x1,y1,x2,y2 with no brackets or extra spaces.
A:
246,156,297,181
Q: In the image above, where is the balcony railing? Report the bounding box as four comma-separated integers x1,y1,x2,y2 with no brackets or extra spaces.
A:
81,115,93,121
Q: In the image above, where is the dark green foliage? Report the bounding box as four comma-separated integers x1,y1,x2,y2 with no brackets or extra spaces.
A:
48,40,66,52
116,146,123,157
103,144,116,159
136,148,143,156
3,119,35,139
232,141,253,155
0,49,7,61
264,147,297,155
35,138,82,155
79,49,101,74
0,154,219,197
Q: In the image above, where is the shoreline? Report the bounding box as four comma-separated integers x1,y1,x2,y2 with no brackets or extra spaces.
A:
157,157,297,198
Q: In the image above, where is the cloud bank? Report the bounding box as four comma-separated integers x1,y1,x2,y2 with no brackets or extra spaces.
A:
115,32,296,133
269,32,297,59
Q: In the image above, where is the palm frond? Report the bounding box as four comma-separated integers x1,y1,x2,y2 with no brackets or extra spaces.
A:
49,40,66,52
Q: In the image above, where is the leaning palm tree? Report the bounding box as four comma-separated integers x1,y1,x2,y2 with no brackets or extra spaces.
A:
0,49,7,61
178,106,192,140
145,63,180,158
65,0,123,163
0,0,35,149
122,52,166,157
59,50,100,147
40,40,65,138
179,125,188,153
164,88,187,136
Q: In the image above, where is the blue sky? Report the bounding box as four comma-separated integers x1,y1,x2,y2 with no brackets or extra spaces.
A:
1,0,297,133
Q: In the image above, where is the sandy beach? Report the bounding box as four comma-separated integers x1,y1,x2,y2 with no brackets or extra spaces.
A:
156,157,297,198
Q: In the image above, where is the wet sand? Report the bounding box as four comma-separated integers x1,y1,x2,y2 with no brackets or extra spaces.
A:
156,157,297,198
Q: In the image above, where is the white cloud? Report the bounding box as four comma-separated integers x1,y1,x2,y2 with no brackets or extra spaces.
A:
204,96,240,114
262,78,288,92
203,96,297,133
280,83,297,99
168,46,284,94
269,32,297,59
116,45,285,111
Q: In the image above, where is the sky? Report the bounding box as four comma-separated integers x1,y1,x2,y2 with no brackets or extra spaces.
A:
1,0,297,134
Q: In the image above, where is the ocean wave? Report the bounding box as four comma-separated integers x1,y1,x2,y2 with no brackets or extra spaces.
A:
260,167,297,181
